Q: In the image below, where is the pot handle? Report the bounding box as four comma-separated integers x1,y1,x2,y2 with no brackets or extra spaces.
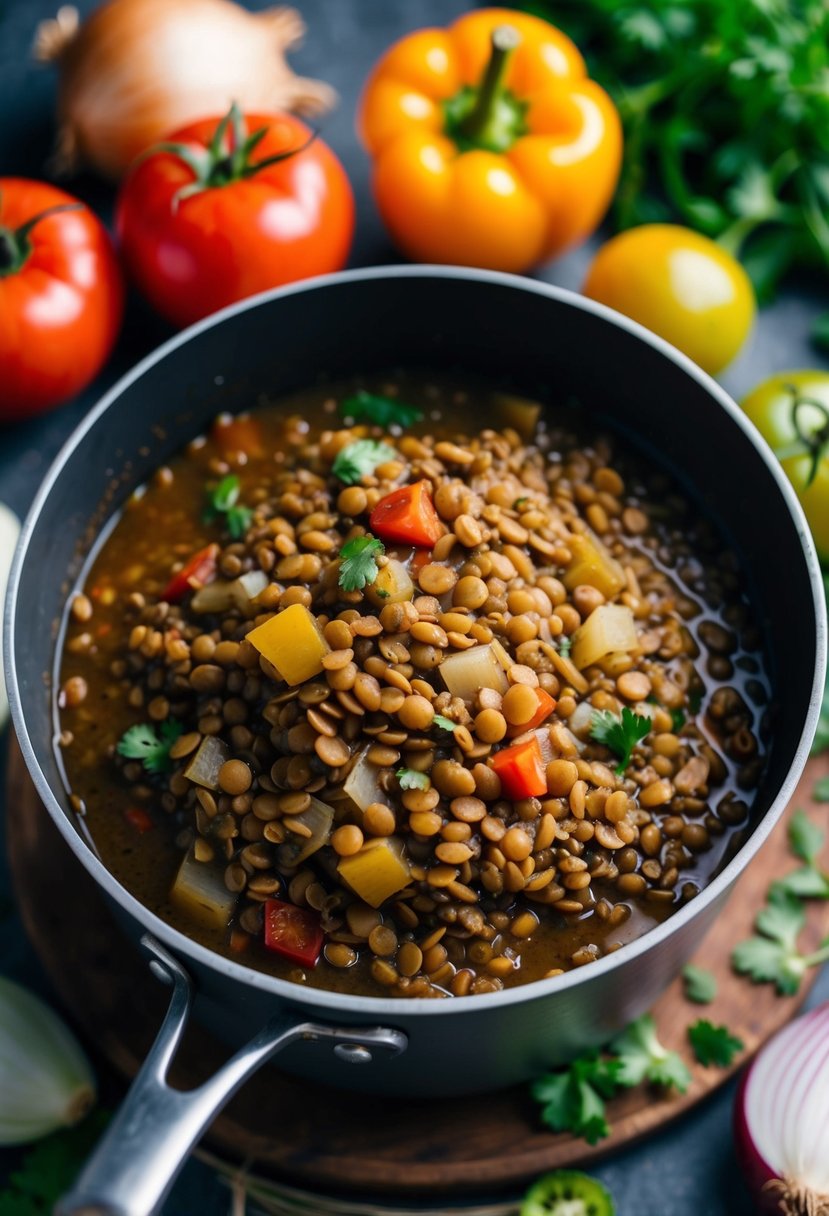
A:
55,934,407,1216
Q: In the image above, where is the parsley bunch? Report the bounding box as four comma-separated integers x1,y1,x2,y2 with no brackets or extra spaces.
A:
526,0,829,298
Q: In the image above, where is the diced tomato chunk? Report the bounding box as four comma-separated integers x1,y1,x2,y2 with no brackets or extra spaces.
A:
369,480,443,548
490,736,548,799
161,543,218,603
263,899,324,967
507,688,557,737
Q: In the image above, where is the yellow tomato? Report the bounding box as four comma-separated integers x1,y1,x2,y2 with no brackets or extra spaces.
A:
582,224,755,375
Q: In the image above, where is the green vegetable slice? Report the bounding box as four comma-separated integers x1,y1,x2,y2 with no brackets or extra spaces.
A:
520,1169,615,1216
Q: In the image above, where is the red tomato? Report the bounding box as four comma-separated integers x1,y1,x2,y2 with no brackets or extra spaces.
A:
0,179,123,422
263,899,324,967
116,109,355,328
162,543,219,603
369,481,443,547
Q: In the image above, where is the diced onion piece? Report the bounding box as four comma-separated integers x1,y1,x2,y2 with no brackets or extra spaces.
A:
277,797,334,866
563,531,626,599
171,847,237,931
491,392,542,440
571,604,637,670
440,641,511,701
343,748,385,813
246,602,330,685
567,700,596,738
183,736,229,789
191,569,268,615
337,837,411,907
366,559,414,607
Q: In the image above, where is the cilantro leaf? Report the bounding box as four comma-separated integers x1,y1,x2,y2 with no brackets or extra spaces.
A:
772,867,829,900
117,719,183,774
730,889,829,995
531,1053,624,1144
609,1014,691,1092
688,1020,744,1068
339,391,423,428
432,714,456,732
204,473,252,540
589,707,651,775
338,534,384,592
682,964,717,1004
333,440,397,485
670,707,686,732
789,809,824,864
396,768,430,791
814,775,829,802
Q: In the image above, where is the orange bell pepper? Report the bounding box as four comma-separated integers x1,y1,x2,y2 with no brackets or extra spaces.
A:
358,8,622,273
490,735,548,799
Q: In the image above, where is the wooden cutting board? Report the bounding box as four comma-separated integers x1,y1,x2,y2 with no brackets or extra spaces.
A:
6,740,829,1205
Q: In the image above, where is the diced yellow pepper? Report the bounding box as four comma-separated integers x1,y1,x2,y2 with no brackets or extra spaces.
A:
246,602,330,685
571,604,638,671
563,532,626,599
337,837,411,908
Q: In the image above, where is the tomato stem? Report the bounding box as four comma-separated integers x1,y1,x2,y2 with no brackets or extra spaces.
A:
457,26,521,147
0,201,82,278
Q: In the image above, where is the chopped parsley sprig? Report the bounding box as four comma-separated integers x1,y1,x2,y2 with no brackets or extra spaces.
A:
332,439,397,485
117,719,183,774
589,707,651,775
688,1020,744,1068
338,391,423,428
682,965,717,1005
732,888,829,995
338,534,384,592
396,768,430,791
203,473,252,540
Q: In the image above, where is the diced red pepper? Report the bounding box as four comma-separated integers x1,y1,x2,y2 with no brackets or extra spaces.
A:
369,480,443,548
161,543,219,603
507,688,557,737
211,413,264,459
490,736,548,799
124,807,154,833
263,899,324,968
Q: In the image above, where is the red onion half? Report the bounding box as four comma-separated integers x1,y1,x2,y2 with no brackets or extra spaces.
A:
734,1002,829,1215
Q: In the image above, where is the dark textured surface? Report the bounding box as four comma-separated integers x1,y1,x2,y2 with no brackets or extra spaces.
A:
1,1,828,1213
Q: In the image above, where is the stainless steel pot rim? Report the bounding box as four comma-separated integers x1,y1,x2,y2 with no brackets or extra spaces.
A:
5,263,826,1018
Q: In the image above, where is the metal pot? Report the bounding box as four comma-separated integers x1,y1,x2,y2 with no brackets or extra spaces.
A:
5,267,825,1216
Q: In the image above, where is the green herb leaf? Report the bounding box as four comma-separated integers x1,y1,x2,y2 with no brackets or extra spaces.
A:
432,714,456,732
339,391,424,428
730,889,829,995
670,708,687,732
396,768,430,791
682,964,717,1004
2,1109,111,1215
338,534,384,592
814,775,829,802
117,719,183,775
609,1014,691,1092
589,707,651,775
531,1053,624,1144
333,440,397,485
688,1020,744,1068
204,474,252,540
789,809,824,864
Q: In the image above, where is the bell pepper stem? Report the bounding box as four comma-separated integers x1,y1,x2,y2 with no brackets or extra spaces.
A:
0,201,82,277
457,25,521,147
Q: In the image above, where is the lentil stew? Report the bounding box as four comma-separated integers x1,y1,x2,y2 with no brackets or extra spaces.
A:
56,374,770,999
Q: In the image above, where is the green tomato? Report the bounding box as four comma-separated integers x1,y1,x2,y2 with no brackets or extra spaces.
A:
521,1170,615,1216
740,370,829,563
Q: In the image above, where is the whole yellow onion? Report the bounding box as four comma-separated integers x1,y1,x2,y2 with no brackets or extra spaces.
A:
34,0,336,180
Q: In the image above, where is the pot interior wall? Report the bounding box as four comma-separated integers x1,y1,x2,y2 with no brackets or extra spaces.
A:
11,273,816,867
